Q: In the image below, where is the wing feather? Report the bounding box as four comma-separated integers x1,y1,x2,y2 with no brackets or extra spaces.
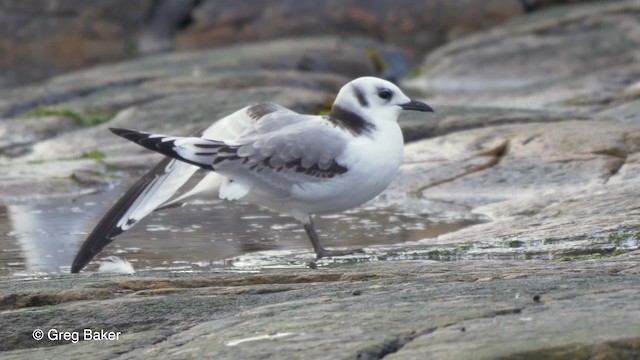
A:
211,118,351,191
72,102,341,272
73,103,288,272
71,158,200,272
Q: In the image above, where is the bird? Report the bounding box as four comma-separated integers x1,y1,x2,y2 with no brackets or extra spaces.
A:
71,76,433,273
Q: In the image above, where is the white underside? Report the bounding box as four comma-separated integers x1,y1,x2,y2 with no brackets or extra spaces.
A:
171,120,404,222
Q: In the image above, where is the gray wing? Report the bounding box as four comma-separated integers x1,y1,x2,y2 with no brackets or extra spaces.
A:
110,115,352,195
179,115,352,193
202,102,301,140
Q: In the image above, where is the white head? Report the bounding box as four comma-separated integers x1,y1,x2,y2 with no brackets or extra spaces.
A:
330,77,433,130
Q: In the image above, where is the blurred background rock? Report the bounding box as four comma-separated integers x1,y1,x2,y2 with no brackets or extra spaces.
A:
0,0,589,88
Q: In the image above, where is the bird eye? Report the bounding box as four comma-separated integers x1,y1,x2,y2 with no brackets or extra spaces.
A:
378,89,393,100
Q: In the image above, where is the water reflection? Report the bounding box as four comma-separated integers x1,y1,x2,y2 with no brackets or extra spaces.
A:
1,202,88,274
0,186,475,276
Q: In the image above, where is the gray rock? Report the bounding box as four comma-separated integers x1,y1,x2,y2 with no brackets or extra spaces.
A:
390,0,640,265
177,0,527,54
4,0,592,88
0,255,638,358
405,0,640,115
0,37,380,118
0,0,154,88
0,116,78,157
1,1,640,358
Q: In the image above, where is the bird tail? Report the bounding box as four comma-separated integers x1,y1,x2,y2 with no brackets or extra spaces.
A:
109,128,220,171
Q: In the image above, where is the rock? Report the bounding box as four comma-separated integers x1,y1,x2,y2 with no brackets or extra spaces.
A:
0,256,638,358
383,110,640,263
391,0,640,263
0,0,593,88
176,0,527,54
598,99,640,124
404,0,640,114
398,105,579,142
0,0,154,88
0,116,78,157
399,119,637,200
1,1,640,358
0,37,385,118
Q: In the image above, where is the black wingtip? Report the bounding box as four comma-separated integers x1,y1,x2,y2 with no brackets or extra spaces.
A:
108,127,178,158
111,126,219,177
109,127,153,144
109,127,142,139
71,226,124,273
71,234,119,273
71,257,94,273
108,127,128,136
70,157,181,274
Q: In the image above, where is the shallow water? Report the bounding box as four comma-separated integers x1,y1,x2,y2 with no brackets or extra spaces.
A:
0,185,475,276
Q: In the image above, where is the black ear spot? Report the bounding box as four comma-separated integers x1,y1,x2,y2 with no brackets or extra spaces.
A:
378,88,393,100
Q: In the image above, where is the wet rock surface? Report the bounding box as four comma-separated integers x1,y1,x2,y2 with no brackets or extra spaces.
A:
396,0,640,265
1,1,640,358
0,255,639,359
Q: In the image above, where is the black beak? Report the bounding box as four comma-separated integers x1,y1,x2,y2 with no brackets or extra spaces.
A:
401,100,434,112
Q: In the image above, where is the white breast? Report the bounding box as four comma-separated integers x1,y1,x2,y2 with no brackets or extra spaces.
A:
288,121,404,214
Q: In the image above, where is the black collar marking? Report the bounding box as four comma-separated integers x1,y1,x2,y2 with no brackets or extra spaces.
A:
326,105,375,136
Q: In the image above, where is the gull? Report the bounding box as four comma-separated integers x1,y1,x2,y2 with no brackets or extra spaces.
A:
71,77,433,273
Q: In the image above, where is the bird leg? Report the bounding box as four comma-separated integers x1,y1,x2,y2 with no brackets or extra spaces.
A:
302,217,365,259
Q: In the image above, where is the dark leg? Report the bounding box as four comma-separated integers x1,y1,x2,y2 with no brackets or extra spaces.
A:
302,217,365,259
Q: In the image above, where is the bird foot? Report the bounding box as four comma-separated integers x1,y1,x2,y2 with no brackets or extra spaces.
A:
316,247,365,259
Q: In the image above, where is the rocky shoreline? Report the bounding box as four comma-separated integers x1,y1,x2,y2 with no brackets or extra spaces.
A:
1,254,638,359
1,1,639,358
